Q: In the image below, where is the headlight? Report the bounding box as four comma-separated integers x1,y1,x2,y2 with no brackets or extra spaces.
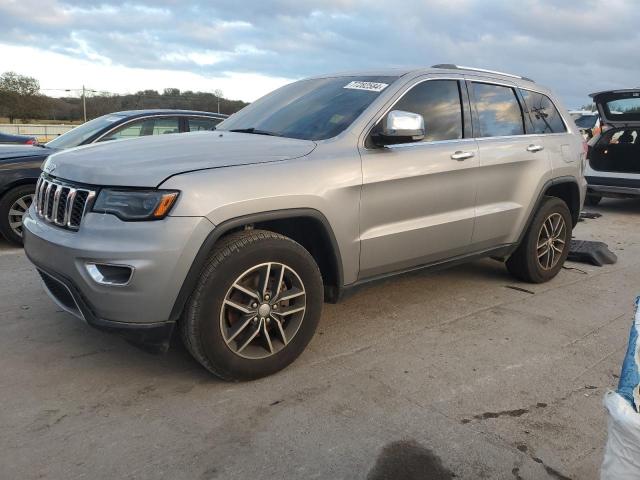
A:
92,189,179,221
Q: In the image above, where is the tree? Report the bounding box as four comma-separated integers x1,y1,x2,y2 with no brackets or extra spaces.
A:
0,71,43,123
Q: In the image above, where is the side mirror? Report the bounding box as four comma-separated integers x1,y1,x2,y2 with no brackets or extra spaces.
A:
373,110,425,146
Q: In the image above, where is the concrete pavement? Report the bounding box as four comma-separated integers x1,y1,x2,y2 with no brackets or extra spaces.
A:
1,198,638,479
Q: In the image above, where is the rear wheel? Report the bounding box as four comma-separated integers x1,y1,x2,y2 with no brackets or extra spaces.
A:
506,196,572,283
585,194,602,207
181,230,323,381
0,185,35,246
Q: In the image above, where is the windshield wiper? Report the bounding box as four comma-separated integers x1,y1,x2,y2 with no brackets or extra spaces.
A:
228,128,281,137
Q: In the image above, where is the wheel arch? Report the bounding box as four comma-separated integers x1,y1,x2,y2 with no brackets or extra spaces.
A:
169,208,344,322
544,178,581,226
504,176,581,260
0,177,39,199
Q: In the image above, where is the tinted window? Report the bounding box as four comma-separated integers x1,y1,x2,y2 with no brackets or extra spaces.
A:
574,114,598,129
520,90,566,134
217,76,398,141
188,117,221,131
390,80,463,142
101,117,180,141
471,83,524,137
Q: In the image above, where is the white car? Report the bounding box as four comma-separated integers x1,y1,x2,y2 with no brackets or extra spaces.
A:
569,110,600,140
584,89,640,206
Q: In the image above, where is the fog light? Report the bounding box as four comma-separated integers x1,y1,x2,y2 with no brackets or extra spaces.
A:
85,263,134,286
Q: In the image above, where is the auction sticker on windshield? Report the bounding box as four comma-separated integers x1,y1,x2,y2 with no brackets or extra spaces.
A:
343,81,388,92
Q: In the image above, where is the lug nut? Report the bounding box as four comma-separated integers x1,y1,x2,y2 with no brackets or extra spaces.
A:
264,294,270,301
273,304,278,310
252,302,258,308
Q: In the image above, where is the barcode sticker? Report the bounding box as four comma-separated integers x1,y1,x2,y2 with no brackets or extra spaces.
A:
343,81,388,92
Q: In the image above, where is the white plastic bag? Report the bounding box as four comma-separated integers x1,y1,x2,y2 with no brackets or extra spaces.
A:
601,391,640,479
601,298,640,480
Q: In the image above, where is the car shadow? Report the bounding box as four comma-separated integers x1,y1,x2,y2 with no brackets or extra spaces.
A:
587,196,640,214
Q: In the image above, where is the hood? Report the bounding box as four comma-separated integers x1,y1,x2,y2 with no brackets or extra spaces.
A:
43,131,317,187
0,144,54,162
590,89,640,128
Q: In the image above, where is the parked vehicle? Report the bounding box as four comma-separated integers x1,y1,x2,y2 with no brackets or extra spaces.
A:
569,110,600,140
584,89,640,206
0,132,38,145
0,110,226,245
23,65,585,380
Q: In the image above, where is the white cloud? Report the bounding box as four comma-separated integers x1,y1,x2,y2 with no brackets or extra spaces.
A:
0,43,293,102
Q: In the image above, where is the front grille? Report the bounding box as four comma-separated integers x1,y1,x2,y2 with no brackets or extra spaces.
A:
34,175,95,230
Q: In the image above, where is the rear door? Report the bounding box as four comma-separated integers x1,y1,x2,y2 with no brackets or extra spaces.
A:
519,87,578,192
466,78,551,249
359,76,479,278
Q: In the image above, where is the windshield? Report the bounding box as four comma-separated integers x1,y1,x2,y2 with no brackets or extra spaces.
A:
217,76,399,141
46,114,124,149
574,115,598,129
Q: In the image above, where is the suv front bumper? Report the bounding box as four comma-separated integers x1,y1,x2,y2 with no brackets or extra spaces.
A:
23,209,214,351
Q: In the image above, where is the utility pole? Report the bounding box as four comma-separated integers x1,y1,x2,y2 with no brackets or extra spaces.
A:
82,85,87,123
65,86,96,123
214,89,223,114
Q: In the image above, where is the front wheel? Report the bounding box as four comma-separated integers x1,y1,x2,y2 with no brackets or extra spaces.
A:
0,184,35,246
506,197,572,283
181,230,323,381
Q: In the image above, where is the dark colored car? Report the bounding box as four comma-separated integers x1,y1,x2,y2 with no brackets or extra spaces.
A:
0,132,38,145
0,110,226,245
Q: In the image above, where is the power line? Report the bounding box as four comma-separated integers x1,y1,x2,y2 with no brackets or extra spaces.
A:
40,88,228,100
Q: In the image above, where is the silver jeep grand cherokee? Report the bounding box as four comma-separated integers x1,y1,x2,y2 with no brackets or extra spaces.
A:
23,65,586,380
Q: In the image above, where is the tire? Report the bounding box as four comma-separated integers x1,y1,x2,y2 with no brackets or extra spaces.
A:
0,184,35,246
585,194,602,207
180,229,323,381
506,196,572,283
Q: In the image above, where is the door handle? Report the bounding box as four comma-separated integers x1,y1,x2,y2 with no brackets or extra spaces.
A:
450,151,475,161
526,144,544,153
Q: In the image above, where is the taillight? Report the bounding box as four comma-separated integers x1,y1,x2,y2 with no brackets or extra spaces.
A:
25,138,36,145
580,140,588,174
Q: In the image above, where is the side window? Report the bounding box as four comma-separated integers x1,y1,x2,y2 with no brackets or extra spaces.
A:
471,83,524,137
390,80,463,142
520,90,567,134
188,117,221,131
101,117,180,141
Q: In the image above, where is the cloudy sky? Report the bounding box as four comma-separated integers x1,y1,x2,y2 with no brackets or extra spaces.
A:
0,0,638,107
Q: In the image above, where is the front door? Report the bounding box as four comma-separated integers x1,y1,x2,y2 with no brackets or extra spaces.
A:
359,78,478,279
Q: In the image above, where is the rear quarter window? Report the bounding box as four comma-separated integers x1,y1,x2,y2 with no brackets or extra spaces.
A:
520,90,567,134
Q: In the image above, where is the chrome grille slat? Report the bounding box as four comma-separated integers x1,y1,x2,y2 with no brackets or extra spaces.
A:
34,174,94,231
43,182,53,219
63,188,77,226
51,184,62,222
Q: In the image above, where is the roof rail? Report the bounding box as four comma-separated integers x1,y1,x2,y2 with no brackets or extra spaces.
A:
431,64,534,83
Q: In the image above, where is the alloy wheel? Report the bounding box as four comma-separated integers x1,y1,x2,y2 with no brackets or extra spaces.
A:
8,193,34,238
536,212,566,270
220,262,307,359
